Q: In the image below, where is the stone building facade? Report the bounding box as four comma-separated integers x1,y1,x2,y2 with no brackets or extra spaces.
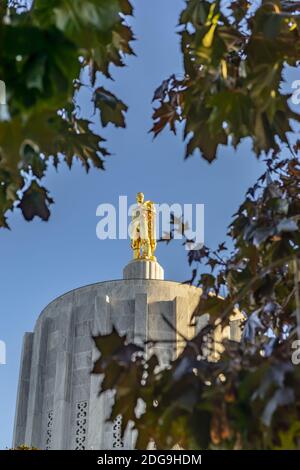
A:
13,260,205,450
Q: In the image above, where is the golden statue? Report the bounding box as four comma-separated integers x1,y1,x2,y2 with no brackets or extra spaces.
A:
130,192,157,261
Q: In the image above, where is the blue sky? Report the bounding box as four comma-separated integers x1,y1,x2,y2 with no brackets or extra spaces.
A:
0,0,276,448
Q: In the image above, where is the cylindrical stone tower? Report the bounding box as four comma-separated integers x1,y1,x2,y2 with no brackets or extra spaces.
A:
13,260,202,450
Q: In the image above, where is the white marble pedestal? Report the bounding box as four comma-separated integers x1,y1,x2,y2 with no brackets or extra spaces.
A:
123,259,164,280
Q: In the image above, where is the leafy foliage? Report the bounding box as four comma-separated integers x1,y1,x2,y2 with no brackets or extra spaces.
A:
100,2,300,447
93,154,300,449
91,3,300,448
0,0,134,227
92,328,144,432
8,445,39,450
151,0,300,162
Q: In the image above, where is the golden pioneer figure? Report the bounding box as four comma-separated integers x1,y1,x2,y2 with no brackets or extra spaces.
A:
130,192,157,261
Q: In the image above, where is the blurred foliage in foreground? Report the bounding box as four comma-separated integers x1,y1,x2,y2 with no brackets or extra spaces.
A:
151,0,300,162
92,0,300,450
8,445,38,450
0,0,134,227
93,155,300,450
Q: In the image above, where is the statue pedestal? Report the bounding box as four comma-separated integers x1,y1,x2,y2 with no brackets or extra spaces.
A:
123,259,164,280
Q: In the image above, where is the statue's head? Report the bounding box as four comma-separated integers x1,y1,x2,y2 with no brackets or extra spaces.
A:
136,192,144,204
